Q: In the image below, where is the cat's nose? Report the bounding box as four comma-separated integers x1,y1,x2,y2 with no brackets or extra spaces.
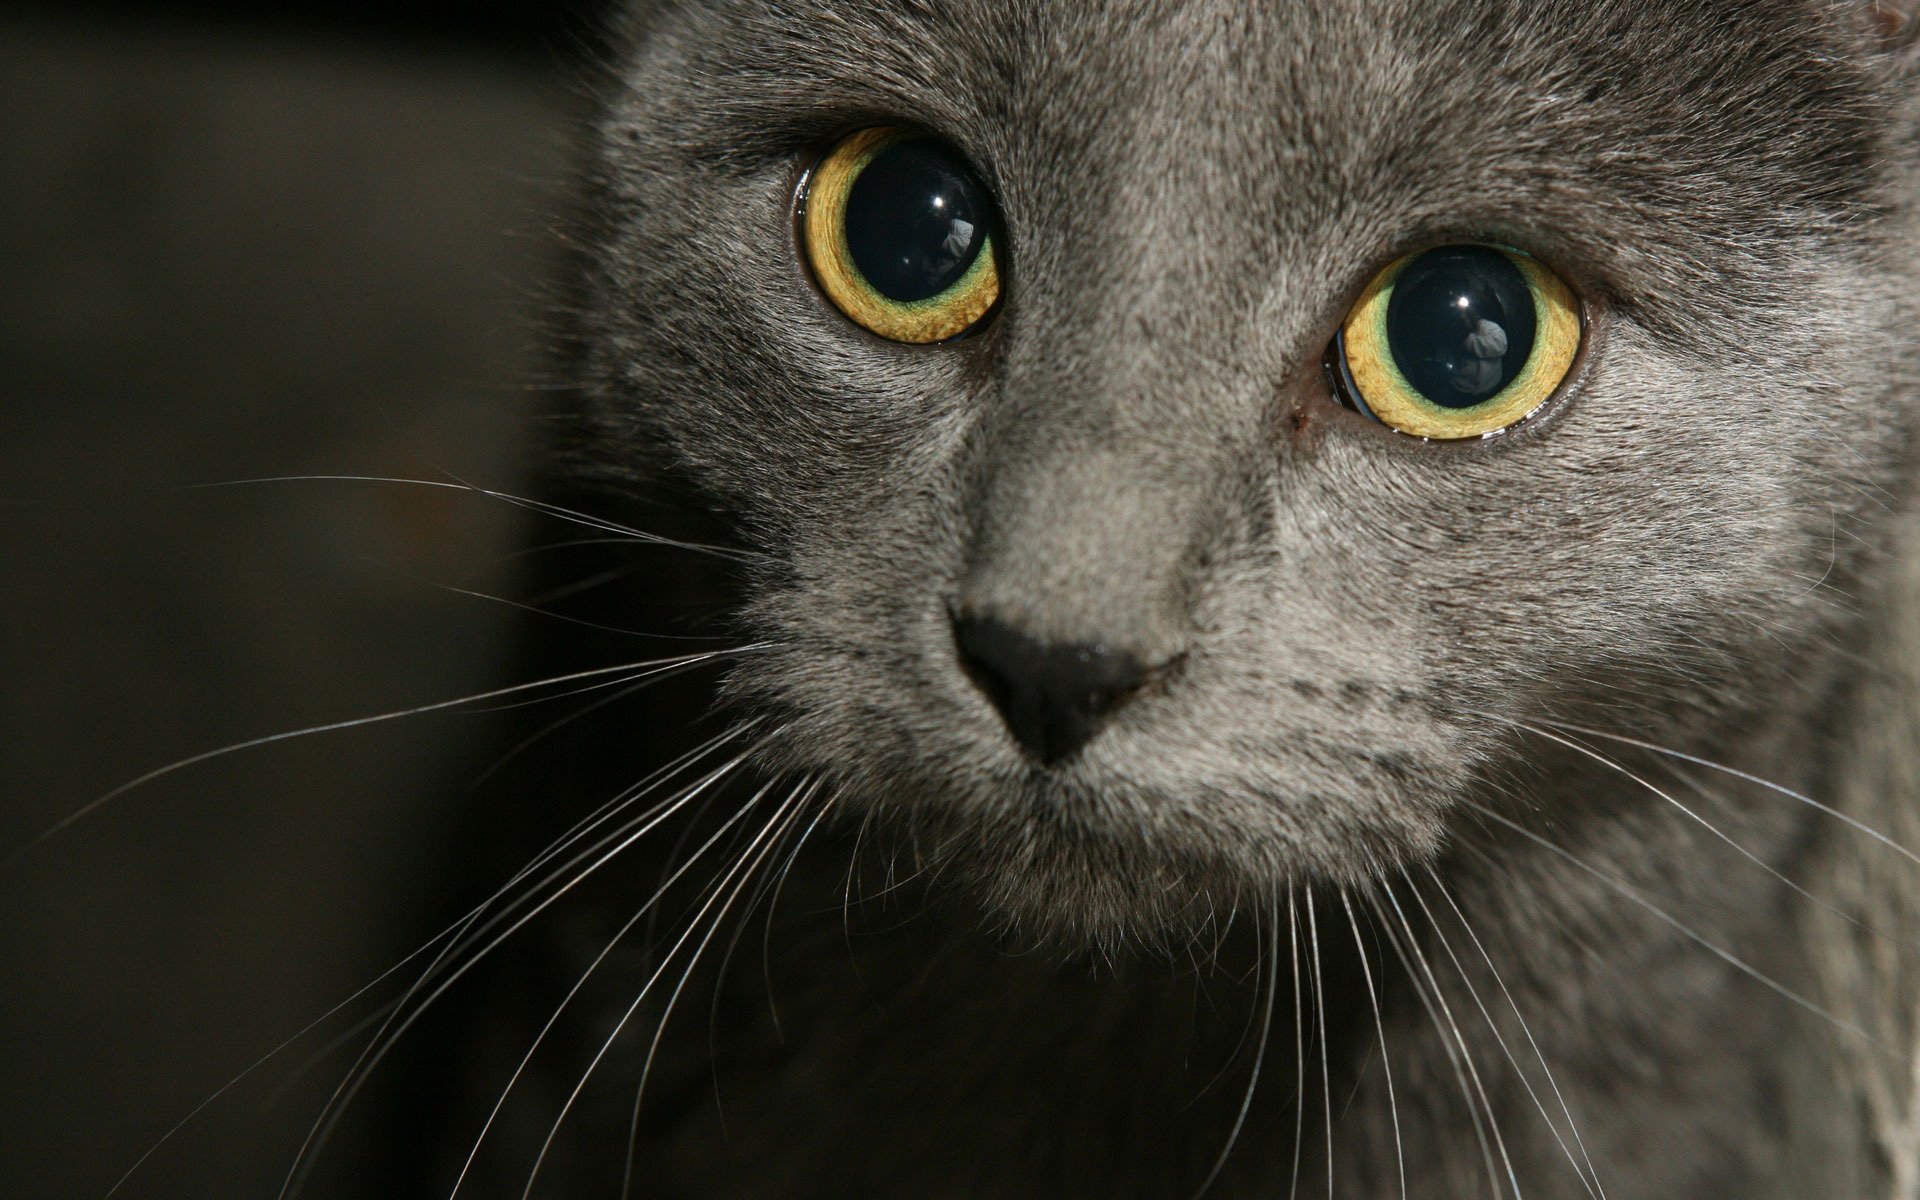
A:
951,613,1153,766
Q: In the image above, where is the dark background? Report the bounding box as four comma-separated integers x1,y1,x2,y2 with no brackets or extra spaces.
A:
0,3,611,1194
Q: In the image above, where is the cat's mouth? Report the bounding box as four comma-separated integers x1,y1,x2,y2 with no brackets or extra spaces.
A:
741,605,1469,941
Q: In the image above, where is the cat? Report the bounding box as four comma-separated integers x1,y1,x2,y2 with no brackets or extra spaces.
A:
337,1,1920,1196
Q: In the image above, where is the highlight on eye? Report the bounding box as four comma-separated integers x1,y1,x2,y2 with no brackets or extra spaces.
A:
798,127,1002,344
1330,243,1582,440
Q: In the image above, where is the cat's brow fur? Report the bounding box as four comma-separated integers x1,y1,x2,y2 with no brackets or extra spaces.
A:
419,0,1920,1195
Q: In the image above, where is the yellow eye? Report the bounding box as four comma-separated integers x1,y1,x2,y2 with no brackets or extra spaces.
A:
1331,244,1582,440
799,127,1002,344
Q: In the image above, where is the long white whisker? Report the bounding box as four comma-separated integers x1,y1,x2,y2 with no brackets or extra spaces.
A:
628,781,824,1192
1375,882,1514,1199
690,784,811,1064
1421,865,1607,1200
760,798,835,1041
108,721,756,1200
12,652,751,866
413,575,712,639
1498,717,1898,951
487,535,760,578
1458,798,1889,1053
1307,895,1335,1200
1192,890,1278,1199
841,807,879,949
447,774,789,1200
1178,911,1269,1118
1340,891,1405,1200
486,698,759,841
1523,718,1920,869
696,780,829,1081
1406,873,1598,1200
466,661,752,790
458,650,759,718
1288,890,1307,1200
523,778,810,1199
490,534,677,565
100,921,452,1198
280,737,770,1200
181,474,760,563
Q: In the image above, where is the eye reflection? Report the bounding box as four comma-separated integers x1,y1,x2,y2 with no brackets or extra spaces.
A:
1385,246,1537,409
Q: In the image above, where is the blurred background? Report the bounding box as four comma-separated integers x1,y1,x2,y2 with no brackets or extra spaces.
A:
0,3,612,1194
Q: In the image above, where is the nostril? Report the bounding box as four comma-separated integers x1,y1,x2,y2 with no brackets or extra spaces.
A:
951,612,1153,766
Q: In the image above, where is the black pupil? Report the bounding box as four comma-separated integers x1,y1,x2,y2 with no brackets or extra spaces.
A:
843,138,991,304
1384,246,1536,410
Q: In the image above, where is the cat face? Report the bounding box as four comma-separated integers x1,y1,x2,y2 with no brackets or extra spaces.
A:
579,0,1918,939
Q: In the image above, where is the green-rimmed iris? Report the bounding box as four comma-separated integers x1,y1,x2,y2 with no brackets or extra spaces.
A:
1332,244,1581,440
799,128,1001,344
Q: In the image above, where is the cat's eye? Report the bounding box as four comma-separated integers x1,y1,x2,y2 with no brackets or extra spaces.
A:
798,127,1002,344
1329,244,1581,440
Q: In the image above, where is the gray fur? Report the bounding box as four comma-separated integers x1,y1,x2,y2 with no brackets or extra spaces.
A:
475,0,1920,1195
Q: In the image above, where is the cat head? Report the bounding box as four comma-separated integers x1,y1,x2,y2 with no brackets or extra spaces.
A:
575,0,1920,942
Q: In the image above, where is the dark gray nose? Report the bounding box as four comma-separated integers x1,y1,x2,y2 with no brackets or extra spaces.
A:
952,613,1152,766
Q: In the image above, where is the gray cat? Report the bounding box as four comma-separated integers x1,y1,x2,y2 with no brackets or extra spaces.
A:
382,1,1920,1196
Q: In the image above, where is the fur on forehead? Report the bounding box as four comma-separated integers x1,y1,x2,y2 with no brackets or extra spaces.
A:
601,0,1896,333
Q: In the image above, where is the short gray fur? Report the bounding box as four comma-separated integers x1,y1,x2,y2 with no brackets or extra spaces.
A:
459,1,1920,1195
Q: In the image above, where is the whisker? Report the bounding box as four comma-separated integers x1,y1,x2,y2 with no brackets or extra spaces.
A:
525,562,652,608
446,773,789,1200
1288,890,1307,1200
467,657,761,789
106,719,757,1200
1177,911,1269,1118
1457,798,1889,1054
482,726,766,943
1419,866,1608,1199
10,654,741,866
1495,716,1902,953
280,734,773,1200
760,798,835,1041
1374,882,1514,1199
1340,891,1405,1200
181,474,762,563
1789,505,1841,601
521,777,810,1199
629,784,822,1193
692,780,829,1066
493,721,768,923
841,806,879,947
1406,873,1599,1200
1522,717,1920,870
101,921,459,1199
459,651,757,719
839,841,945,909
1192,890,1278,1199
412,575,719,640
1306,895,1335,1199
489,534,678,564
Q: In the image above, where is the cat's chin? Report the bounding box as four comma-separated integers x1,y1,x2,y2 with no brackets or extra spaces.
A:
811,764,1453,949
